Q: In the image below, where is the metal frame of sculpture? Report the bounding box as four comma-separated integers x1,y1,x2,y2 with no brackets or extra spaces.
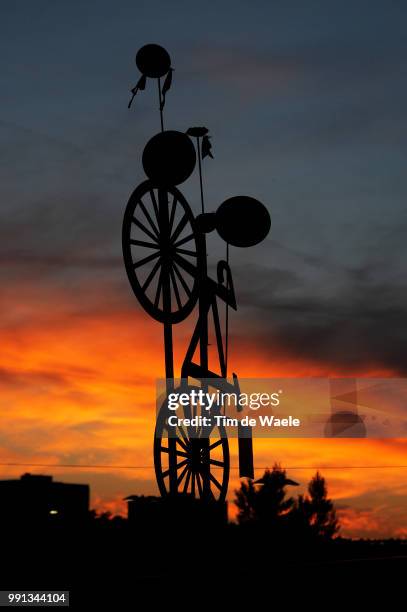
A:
123,44,271,502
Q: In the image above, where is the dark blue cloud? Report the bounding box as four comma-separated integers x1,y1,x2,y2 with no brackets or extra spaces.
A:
1,0,406,371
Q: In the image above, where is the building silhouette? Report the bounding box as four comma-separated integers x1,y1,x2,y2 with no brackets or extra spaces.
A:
124,493,228,531
0,473,89,525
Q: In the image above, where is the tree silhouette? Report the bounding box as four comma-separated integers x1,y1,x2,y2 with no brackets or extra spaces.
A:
235,467,339,545
305,471,339,539
292,472,339,540
235,465,298,527
235,477,257,524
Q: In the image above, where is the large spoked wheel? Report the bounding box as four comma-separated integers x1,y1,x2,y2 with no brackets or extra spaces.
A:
154,386,230,502
122,180,201,324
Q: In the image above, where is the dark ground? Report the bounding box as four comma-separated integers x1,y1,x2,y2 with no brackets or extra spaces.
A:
2,520,406,608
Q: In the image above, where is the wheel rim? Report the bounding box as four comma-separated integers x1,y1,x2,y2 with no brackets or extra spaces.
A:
122,180,201,324
154,386,230,502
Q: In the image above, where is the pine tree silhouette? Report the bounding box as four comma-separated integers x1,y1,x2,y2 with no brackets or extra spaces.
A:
235,465,298,527
306,471,339,539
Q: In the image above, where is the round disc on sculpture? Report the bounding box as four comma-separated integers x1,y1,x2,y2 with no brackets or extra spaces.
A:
136,44,171,78
142,130,196,186
215,196,271,247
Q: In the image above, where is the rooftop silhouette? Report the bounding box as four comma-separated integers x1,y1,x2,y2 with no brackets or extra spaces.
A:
0,473,89,525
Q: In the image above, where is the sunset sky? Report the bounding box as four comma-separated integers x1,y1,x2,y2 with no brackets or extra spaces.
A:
1,0,407,538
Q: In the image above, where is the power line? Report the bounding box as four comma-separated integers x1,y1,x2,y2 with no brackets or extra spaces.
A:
1,462,407,470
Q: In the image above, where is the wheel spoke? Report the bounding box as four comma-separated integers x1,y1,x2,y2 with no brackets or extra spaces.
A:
175,247,197,257
133,250,160,269
183,469,192,494
172,262,192,297
177,425,189,446
176,437,188,452
130,239,159,249
197,468,216,499
196,472,203,497
169,266,182,310
162,459,188,478
141,258,161,292
138,200,160,238
177,464,189,486
173,233,195,248
209,472,222,491
173,253,197,279
171,213,189,243
169,196,178,234
160,446,189,458
209,439,223,451
207,486,215,500
132,217,158,243
149,189,159,221
209,459,224,467
154,269,163,308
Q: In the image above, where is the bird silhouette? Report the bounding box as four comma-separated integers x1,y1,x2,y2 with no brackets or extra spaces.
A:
128,74,147,108
254,475,299,486
201,134,213,159
160,68,174,110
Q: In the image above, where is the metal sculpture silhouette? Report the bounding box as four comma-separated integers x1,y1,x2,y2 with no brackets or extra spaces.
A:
123,44,271,502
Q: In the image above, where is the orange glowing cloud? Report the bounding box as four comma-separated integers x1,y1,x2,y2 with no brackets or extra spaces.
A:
0,281,406,536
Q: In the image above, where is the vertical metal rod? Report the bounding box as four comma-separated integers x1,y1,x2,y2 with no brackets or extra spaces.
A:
164,321,175,494
196,137,205,214
225,242,229,376
158,187,176,494
157,78,164,132
164,323,174,381
198,233,210,498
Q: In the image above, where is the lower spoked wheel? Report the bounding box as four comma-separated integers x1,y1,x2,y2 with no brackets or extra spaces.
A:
154,386,230,502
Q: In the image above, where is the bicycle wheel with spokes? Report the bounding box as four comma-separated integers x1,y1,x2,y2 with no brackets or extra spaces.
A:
122,180,201,324
154,385,230,502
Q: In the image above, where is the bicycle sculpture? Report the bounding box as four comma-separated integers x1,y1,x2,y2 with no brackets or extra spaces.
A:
123,44,271,502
